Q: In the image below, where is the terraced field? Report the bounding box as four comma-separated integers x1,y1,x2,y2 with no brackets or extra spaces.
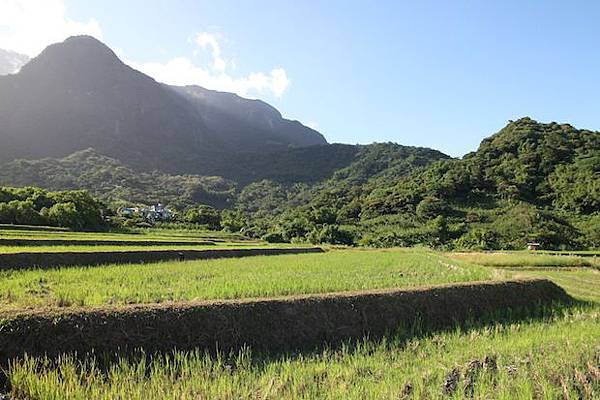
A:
0,225,598,399
0,249,490,311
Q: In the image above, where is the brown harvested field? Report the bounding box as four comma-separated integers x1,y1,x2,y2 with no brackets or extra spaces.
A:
0,247,324,270
0,279,570,365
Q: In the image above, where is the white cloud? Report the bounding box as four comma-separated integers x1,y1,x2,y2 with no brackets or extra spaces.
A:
131,32,291,98
0,2,290,98
0,0,103,56
195,32,226,72
306,121,319,130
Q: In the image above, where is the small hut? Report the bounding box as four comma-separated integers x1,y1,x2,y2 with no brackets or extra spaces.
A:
527,242,541,251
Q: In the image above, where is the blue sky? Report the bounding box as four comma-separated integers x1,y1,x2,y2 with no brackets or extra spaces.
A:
3,1,600,156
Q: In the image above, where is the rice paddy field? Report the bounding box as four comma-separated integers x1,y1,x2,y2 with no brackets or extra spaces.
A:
0,249,489,311
0,243,301,254
449,251,600,269
0,225,252,241
0,225,598,399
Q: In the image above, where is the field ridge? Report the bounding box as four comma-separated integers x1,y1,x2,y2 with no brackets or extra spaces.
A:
0,279,570,364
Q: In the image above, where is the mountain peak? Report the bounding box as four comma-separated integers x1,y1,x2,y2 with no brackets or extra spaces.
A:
18,35,125,80
0,36,327,171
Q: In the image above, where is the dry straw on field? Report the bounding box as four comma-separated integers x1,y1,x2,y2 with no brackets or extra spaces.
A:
0,279,570,365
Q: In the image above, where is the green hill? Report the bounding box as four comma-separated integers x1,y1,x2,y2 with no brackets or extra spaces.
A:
0,149,236,210
249,118,599,249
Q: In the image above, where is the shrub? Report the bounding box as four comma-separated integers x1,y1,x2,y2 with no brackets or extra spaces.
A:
44,202,79,229
262,232,288,243
455,228,501,250
183,205,221,230
221,210,247,233
416,196,448,220
307,224,355,245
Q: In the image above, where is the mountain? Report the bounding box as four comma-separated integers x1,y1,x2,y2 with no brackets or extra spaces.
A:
0,142,448,210
0,36,326,172
236,143,451,218
173,85,325,151
363,118,599,216
0,49,29,75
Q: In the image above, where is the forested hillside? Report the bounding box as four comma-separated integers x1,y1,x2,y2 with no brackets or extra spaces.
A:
240,118,599,249
0,149,237,210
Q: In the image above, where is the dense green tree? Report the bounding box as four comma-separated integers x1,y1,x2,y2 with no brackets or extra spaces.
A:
44,202,79,228
416,196,448,220
221,210,247,233
183,205,221,230
0,186,105,230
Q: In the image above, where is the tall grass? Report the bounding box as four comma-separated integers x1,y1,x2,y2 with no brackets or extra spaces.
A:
0,249,490,310
6,305,598,399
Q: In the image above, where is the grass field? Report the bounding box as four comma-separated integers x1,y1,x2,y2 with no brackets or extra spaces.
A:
506,268,600,302
449,251,600,269
7,310,598,400
1,236,598,399
0,226,254,242
0,249,489,311
0,242,295,254
5,269,598,400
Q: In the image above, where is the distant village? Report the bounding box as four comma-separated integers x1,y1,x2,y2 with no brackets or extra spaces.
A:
119,203,174,222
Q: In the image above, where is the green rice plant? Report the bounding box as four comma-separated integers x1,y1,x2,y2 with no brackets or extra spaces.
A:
0,249,490,311
448,251,600,269
5,304,598,399
2,249,598,399
0,242,287,254
0,226,253,243
505,267,600,302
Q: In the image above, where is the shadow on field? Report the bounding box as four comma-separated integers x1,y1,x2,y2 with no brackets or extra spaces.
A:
0,247,324,270
0,279,574,369
1,283,591,398
1,297,591,397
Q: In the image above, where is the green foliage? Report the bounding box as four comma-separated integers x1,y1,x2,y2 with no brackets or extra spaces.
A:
44,202,79,229
261,231,287,243
354,119,600,250
574,213,600,248
0,149,236,210
1,119,597,249
221,210,247,233
455,228,501,250
307,224,355,245
549,155,600,213
416,196,448,220
0,186,104,230
182,205,221,230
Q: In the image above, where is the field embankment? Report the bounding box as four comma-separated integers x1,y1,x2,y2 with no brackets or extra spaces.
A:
0,247,324,270
0,279,570,365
